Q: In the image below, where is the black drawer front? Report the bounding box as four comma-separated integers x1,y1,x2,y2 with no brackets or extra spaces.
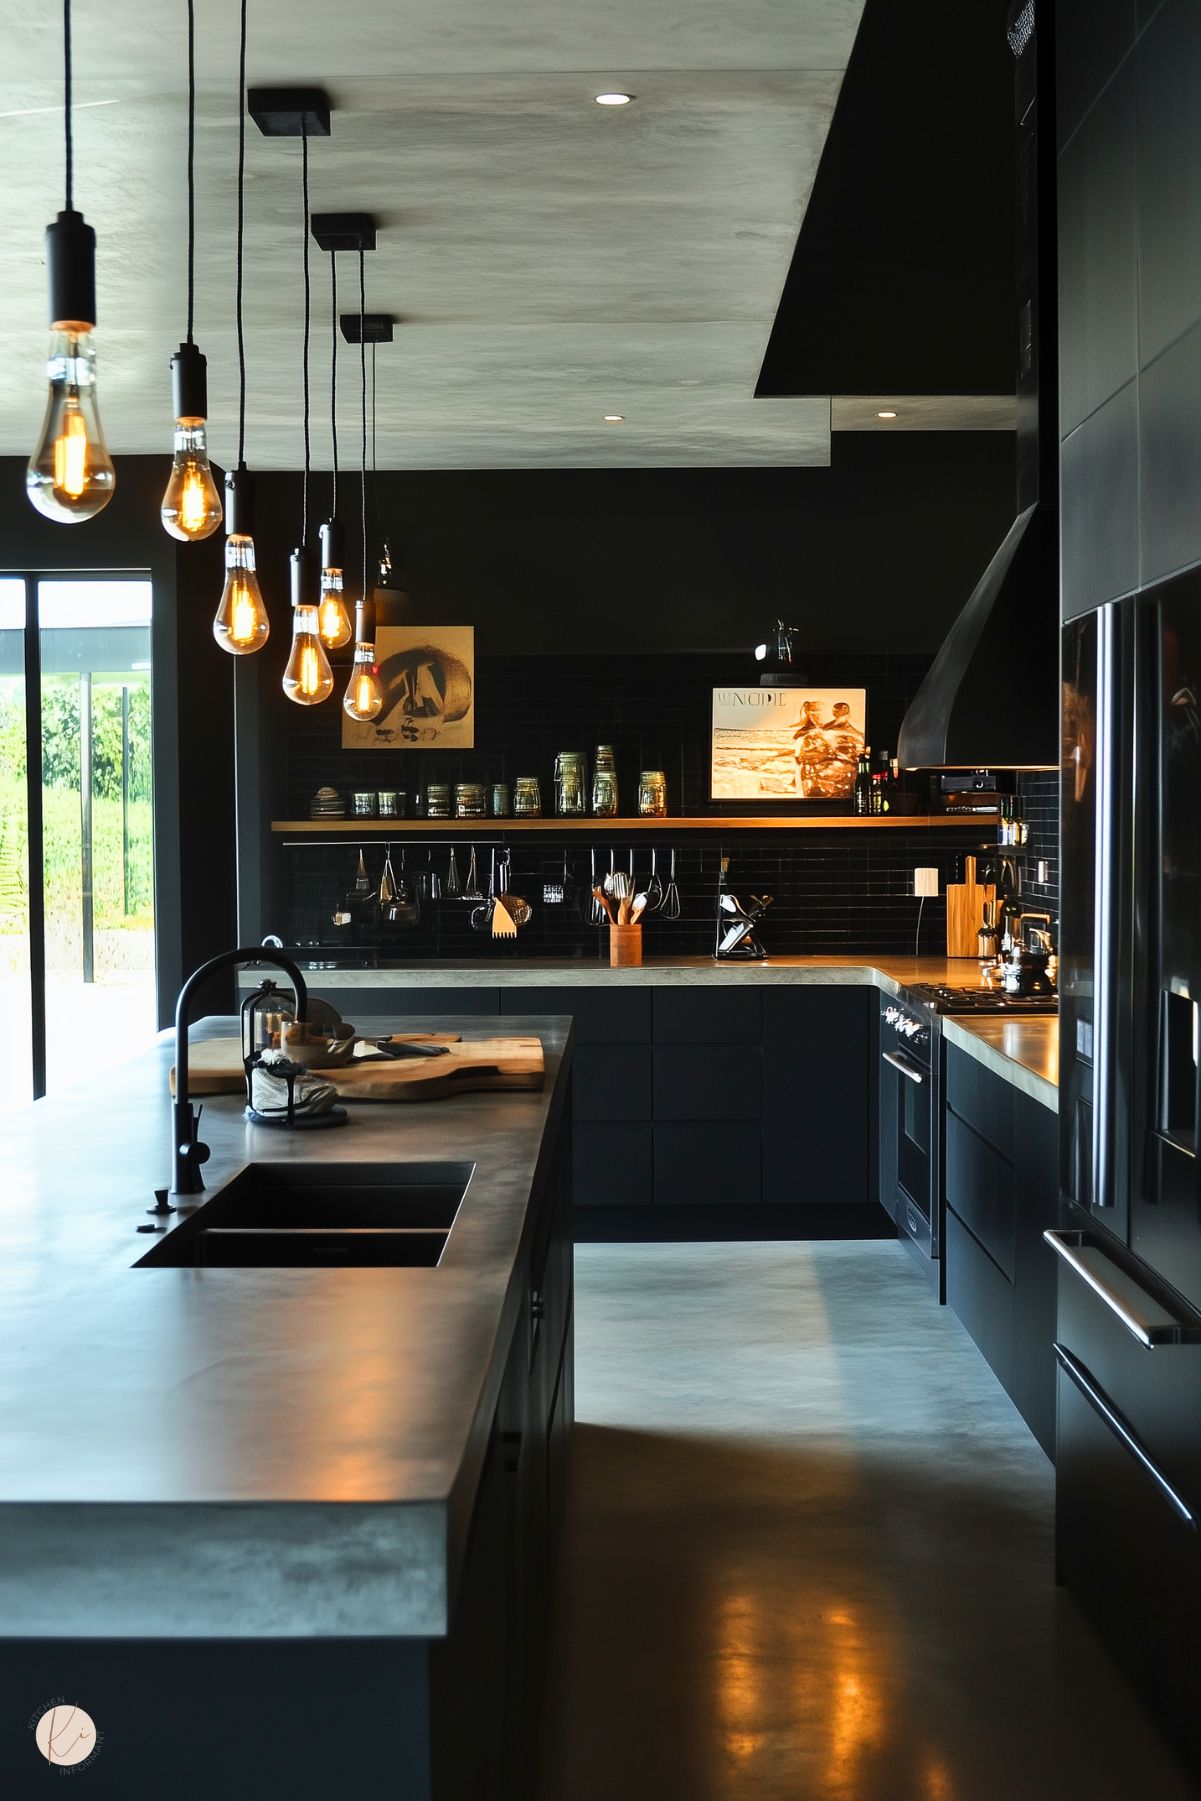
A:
945,1207,1014,1396
653,989,762,1045
652,1045,761,1121
574,1045,652,1121
573,1123,652,1207
501,987,651,1044
946,1045,1016,1161
945,1112,1017,1283
653,1124,761,1206
1056,1351,1201,1774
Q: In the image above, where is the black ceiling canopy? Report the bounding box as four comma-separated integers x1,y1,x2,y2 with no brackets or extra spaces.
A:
757,0,1015,398
340,313,394,343
311,213,377,252
247,87,332,137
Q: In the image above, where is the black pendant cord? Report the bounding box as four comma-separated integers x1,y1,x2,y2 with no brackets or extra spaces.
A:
300,122,311,546
235,0,247,466
329,253,338,519
185,0,196,343
63,0,73,209
359,247,367,605
370,341,381,525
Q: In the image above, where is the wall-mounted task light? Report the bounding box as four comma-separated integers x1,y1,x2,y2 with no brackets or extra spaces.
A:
160,0,222,541
27,0,116,524
213,0,269,653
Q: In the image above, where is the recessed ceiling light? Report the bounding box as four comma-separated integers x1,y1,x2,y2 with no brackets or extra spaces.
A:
877,409,898,419
595,92,633,106
603,414,625,423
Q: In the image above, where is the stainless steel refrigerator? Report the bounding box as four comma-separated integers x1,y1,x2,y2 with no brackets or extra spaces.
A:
1053,586,1201,1776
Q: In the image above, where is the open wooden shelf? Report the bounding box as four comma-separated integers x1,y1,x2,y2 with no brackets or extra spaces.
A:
272,813,997,835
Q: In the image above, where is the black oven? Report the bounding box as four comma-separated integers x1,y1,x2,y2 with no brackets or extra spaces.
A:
879,995,939,1268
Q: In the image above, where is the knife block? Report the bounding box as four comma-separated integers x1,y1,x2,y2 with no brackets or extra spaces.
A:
945,856,996,957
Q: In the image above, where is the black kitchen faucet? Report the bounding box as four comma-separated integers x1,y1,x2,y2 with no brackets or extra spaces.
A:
166,947,309,1198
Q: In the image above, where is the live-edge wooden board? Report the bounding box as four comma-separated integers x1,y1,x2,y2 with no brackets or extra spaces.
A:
171,1035,545,1103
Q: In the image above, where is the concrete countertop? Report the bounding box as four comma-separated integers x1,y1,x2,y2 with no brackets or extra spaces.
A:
238,956,1059,1104
239,953,998,993
0,1014,571,1642
942,1016,1059,1112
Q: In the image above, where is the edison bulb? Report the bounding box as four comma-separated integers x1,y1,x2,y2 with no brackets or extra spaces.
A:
317,566,352,649
213,534,270,655
283,603,334,705
26,330,115,523
162,424,223,540
343,641,384,721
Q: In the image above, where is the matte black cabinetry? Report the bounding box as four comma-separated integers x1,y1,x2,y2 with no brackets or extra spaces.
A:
506,983,878,1236
1058,0,1201,615
943,1045,1059,1456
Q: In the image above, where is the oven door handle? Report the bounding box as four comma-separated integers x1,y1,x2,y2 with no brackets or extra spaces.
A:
882,1048,925,1085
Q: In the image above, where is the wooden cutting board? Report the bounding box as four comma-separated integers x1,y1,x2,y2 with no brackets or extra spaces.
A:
170,1034,545,1103
945,856,997,957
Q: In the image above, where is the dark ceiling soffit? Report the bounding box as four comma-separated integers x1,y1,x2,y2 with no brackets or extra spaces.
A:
340,313,394,343
248,87,332,137
311,213,377,252
896,504,1059,771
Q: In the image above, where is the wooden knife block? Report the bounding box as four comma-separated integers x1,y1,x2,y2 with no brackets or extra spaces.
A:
945,857,997,958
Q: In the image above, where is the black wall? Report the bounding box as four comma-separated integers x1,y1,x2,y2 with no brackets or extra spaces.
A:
0,455,234,1019
243,434,1016,658
1058,0,1201,616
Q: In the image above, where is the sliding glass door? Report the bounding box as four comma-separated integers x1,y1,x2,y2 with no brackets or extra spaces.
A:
0,575,155,1109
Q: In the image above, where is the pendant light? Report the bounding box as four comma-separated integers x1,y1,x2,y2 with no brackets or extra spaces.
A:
26,0,116,524
343,248,384,722
282,122,334,706
316,251,351,649
160,0,222,540
213,0,269,654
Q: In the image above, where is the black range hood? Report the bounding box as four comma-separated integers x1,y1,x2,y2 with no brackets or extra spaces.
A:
898,0,1058,772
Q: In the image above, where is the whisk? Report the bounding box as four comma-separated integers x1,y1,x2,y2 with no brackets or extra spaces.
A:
643,847,664,914
590,848,606,925
463,845,485,901
446,845,461,896
661,847,682,920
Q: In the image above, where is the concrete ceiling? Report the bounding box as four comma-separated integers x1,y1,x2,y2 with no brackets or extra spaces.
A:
0,1,867,473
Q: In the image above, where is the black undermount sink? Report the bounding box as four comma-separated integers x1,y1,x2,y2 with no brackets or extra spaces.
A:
135,1161,473,1270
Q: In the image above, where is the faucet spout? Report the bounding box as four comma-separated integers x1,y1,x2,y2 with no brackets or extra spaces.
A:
171,947,309,1196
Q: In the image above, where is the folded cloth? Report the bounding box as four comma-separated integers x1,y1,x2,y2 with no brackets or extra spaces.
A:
250,1057,339,1117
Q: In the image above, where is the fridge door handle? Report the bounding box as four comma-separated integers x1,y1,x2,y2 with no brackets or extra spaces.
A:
1092,602,1120,1209
1044,1229,1201,1346
1053,1343,1197,1528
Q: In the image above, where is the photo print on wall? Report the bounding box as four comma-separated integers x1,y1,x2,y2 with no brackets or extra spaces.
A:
342,626,476,749
710,685,867,801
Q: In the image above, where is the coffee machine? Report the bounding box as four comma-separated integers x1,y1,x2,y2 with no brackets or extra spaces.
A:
714,857,772,960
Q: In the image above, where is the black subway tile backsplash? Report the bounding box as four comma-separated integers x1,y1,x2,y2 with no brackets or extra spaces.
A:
274,653,1060,959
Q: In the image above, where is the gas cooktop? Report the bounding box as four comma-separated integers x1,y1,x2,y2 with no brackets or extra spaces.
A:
905,983,1058,1016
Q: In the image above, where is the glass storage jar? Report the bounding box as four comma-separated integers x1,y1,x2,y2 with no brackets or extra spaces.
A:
554,751,588,816
455,782,487,819
513,775,542,817
424,783,451,819
592,745,619,816
638,770,667,817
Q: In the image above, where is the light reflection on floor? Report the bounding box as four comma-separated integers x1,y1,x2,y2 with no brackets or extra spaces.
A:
536,1241,1194,1801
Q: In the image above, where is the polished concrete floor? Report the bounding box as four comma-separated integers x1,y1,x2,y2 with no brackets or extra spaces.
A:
537,1241,1194,1801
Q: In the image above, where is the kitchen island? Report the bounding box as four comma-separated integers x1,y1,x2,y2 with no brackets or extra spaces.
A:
0,1013,573,1798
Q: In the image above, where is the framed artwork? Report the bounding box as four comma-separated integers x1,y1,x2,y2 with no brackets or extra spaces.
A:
710,685,868,802
341,625,475,750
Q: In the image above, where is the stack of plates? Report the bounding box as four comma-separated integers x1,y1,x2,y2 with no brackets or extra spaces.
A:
310,786,345,819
